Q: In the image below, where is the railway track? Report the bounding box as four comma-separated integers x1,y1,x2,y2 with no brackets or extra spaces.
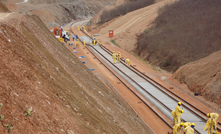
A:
68,22,220,134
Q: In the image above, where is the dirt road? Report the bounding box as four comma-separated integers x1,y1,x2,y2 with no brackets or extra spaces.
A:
95,0,177,51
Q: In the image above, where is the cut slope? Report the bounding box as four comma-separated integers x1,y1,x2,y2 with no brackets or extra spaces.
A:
93,0,176,51
135,0,221,72
173,50,221,106
0,1,10,12
0,13,150,133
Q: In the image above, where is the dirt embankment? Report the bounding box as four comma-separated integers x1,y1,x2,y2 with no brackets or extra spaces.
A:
0,13,150,133
173,51,221,106
90,0,221,107
0,1,10,12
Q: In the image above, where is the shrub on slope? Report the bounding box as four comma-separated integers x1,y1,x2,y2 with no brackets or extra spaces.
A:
99,0,154,23
136,0,221,72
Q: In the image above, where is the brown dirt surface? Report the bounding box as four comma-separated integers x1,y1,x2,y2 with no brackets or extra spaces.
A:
88,0,221,113
79,0,221,130
4,0,116,28
173,50,221,107
0,1,10,12
70,24,221,133
67,27,172,133
0,13,153,134
90,0,176,52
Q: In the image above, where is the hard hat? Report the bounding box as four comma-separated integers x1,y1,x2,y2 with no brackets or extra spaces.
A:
178,102,182,105
180,122,184,126
181,110,184,113
191,123,195,126
207,113,210,117
118,52,120,54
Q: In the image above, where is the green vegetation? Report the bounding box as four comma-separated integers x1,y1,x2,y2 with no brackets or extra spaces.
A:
110,39,119,47
100,0,154,23
24,108,32,116
0,103,4,120
0,103,13,132
136,0,221,72
4,124,13,131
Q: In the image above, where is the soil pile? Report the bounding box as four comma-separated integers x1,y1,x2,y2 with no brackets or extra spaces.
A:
0,12,150,133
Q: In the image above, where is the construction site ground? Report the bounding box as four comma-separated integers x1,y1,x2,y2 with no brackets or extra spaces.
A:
66,26,221,133
1,0,221,133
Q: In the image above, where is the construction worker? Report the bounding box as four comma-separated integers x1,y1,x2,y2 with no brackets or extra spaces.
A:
72,34,75,41
117,52,121,63
215,130,221,134
204,118,216,134
93,38,97,46
175,102,184,124
76,40,79,47
172,109,184,125
112,51,116,64
183,122,192,129
125,59,130,67
172,110,176,125
78,25,80,30
184,123,195,134
76,35,78,41
207,113,219,127
173,122,184,134
83,39,86,48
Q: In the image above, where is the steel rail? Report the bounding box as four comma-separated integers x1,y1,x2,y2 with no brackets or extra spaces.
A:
69,26,219,133
100,45,207,120
99,44,221,127
79,30,207,133
68,23,173,132
88,41,202,134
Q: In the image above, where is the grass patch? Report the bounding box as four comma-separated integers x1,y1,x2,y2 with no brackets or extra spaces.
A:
110,39,120,47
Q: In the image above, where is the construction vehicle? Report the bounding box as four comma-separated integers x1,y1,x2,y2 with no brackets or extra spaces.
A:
61,30,70,42
52,27,69,43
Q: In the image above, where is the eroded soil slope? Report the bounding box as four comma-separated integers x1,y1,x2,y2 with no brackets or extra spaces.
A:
173,51,221,106
0,13,150,133
0,1,10,12
4,0,116,28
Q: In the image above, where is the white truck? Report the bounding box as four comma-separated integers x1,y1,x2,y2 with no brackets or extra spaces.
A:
62,30,70,42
